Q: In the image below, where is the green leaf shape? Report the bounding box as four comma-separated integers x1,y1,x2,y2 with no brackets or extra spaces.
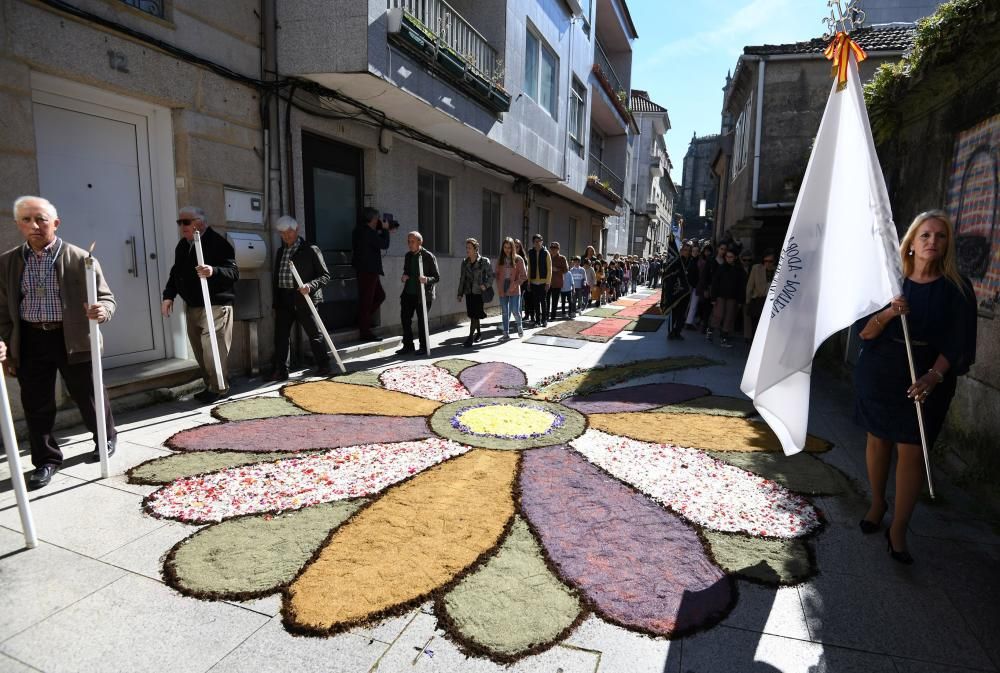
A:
583,308,621,318
706,451,849,495
439,517,582,658
166,500,366,599
651,395,757,418
213,397,310,421
704,531,815,586
330,371,383,388
128,451,291,485
433,358,480,376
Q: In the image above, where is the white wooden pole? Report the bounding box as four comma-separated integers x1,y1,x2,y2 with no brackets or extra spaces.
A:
85,256,110,479
0,369,37,548
899,314,935,499
192,230,226,392
417,254,432,356
289,261,345,374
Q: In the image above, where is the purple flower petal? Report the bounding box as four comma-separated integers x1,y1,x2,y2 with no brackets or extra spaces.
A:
459,362,528,398
520,447,734,636
561,382,709,414
167,415,433,453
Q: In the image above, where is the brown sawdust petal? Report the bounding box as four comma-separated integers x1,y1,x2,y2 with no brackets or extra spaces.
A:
282,449,518,634
281,380,441,417
586,412,832,453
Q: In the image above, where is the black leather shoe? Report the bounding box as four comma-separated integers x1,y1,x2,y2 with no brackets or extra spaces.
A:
859,502,888,535
885,528,914,565
314,365,333,377
193,389,222,404
397,345,416,356
86,439,116,464
269,369,289,382
28,464,58,490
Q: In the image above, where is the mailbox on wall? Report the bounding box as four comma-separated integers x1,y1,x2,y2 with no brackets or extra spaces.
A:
227,232,266,270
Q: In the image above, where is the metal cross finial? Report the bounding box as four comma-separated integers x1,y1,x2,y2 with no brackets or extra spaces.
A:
822,0,866,39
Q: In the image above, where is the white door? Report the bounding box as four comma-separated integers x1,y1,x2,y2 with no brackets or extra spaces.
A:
32,95,166,368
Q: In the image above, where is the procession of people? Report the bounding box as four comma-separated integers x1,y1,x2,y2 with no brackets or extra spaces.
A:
0,194,980,573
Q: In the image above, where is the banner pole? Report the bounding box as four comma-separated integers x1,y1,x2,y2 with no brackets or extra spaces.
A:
85,255,110,478
289,261,345,374
0,370,37,548
417,254,432,357
900,314,935,499
192,230,226,392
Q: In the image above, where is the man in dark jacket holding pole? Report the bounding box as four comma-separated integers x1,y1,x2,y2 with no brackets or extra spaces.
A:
270,215,331,380
352,207,392,342
161,206,239,403
397,231,440,355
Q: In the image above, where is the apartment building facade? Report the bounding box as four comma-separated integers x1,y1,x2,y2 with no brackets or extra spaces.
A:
626,90,675,256
0,0,640,407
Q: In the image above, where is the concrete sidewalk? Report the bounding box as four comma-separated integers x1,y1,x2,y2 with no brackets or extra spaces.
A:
1,290,998,673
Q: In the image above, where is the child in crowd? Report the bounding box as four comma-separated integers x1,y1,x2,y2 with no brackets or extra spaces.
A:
568,256,586,318
582,258,595,311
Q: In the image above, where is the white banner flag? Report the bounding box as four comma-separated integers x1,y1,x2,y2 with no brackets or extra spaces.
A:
740,55,903,455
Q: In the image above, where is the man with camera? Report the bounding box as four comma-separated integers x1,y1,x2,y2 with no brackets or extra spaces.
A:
352,207,395,342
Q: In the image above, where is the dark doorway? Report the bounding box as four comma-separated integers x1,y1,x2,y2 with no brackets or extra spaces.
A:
302,132,364,330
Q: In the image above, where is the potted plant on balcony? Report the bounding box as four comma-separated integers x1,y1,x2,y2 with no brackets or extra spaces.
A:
436,43,467,78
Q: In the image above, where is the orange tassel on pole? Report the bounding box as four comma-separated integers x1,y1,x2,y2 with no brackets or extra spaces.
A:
824,32,867,91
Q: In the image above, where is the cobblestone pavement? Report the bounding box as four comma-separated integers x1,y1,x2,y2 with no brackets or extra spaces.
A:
1,290,998,673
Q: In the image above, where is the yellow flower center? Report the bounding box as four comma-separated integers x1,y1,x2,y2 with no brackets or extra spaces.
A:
455,404,557,438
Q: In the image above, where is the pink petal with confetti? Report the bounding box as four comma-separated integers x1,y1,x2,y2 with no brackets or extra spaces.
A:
145,438,470,524
570,430,820,538
379,365,472,402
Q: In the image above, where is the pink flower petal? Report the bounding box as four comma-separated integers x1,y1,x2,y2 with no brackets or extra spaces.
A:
145,438,470,524
379,365,471,402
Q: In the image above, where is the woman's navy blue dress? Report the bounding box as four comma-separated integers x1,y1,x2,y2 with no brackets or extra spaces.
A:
854,276,977,445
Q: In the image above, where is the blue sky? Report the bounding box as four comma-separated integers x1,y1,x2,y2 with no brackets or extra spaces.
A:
628,0,831,183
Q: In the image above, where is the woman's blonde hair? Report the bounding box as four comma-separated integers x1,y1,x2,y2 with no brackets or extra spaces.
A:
900,210,969,296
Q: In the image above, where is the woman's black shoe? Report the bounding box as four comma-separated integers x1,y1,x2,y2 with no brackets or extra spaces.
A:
859,502,888,534
474,331,482,343
885,528,914,565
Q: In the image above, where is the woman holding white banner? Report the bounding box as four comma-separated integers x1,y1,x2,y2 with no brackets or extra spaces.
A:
854,211,977,564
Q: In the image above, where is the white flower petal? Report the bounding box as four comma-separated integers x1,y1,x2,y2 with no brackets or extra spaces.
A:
570,429,820,538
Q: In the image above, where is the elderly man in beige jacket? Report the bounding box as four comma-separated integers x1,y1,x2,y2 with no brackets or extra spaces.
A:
0,196,117,489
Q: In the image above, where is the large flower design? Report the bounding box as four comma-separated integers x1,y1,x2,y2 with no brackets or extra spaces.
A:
128,357,843,662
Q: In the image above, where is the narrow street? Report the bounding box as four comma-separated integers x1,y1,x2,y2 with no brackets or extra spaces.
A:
2,291,997,673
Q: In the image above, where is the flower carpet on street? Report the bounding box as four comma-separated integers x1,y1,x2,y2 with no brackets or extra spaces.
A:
537,291,665,341
127,357,847,662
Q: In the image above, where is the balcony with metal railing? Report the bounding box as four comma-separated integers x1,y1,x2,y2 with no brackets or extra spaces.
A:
591,39,635,133
587,153,625,204
388,0,502,84
595,40,625,97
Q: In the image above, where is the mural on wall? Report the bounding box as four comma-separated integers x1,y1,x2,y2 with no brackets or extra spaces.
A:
947,112,1000,317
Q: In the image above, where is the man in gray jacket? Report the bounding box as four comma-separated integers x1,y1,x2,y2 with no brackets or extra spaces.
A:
0,196,117,489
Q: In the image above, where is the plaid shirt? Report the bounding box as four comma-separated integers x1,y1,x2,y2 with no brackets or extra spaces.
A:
20,238,64,322
277,237,302,289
